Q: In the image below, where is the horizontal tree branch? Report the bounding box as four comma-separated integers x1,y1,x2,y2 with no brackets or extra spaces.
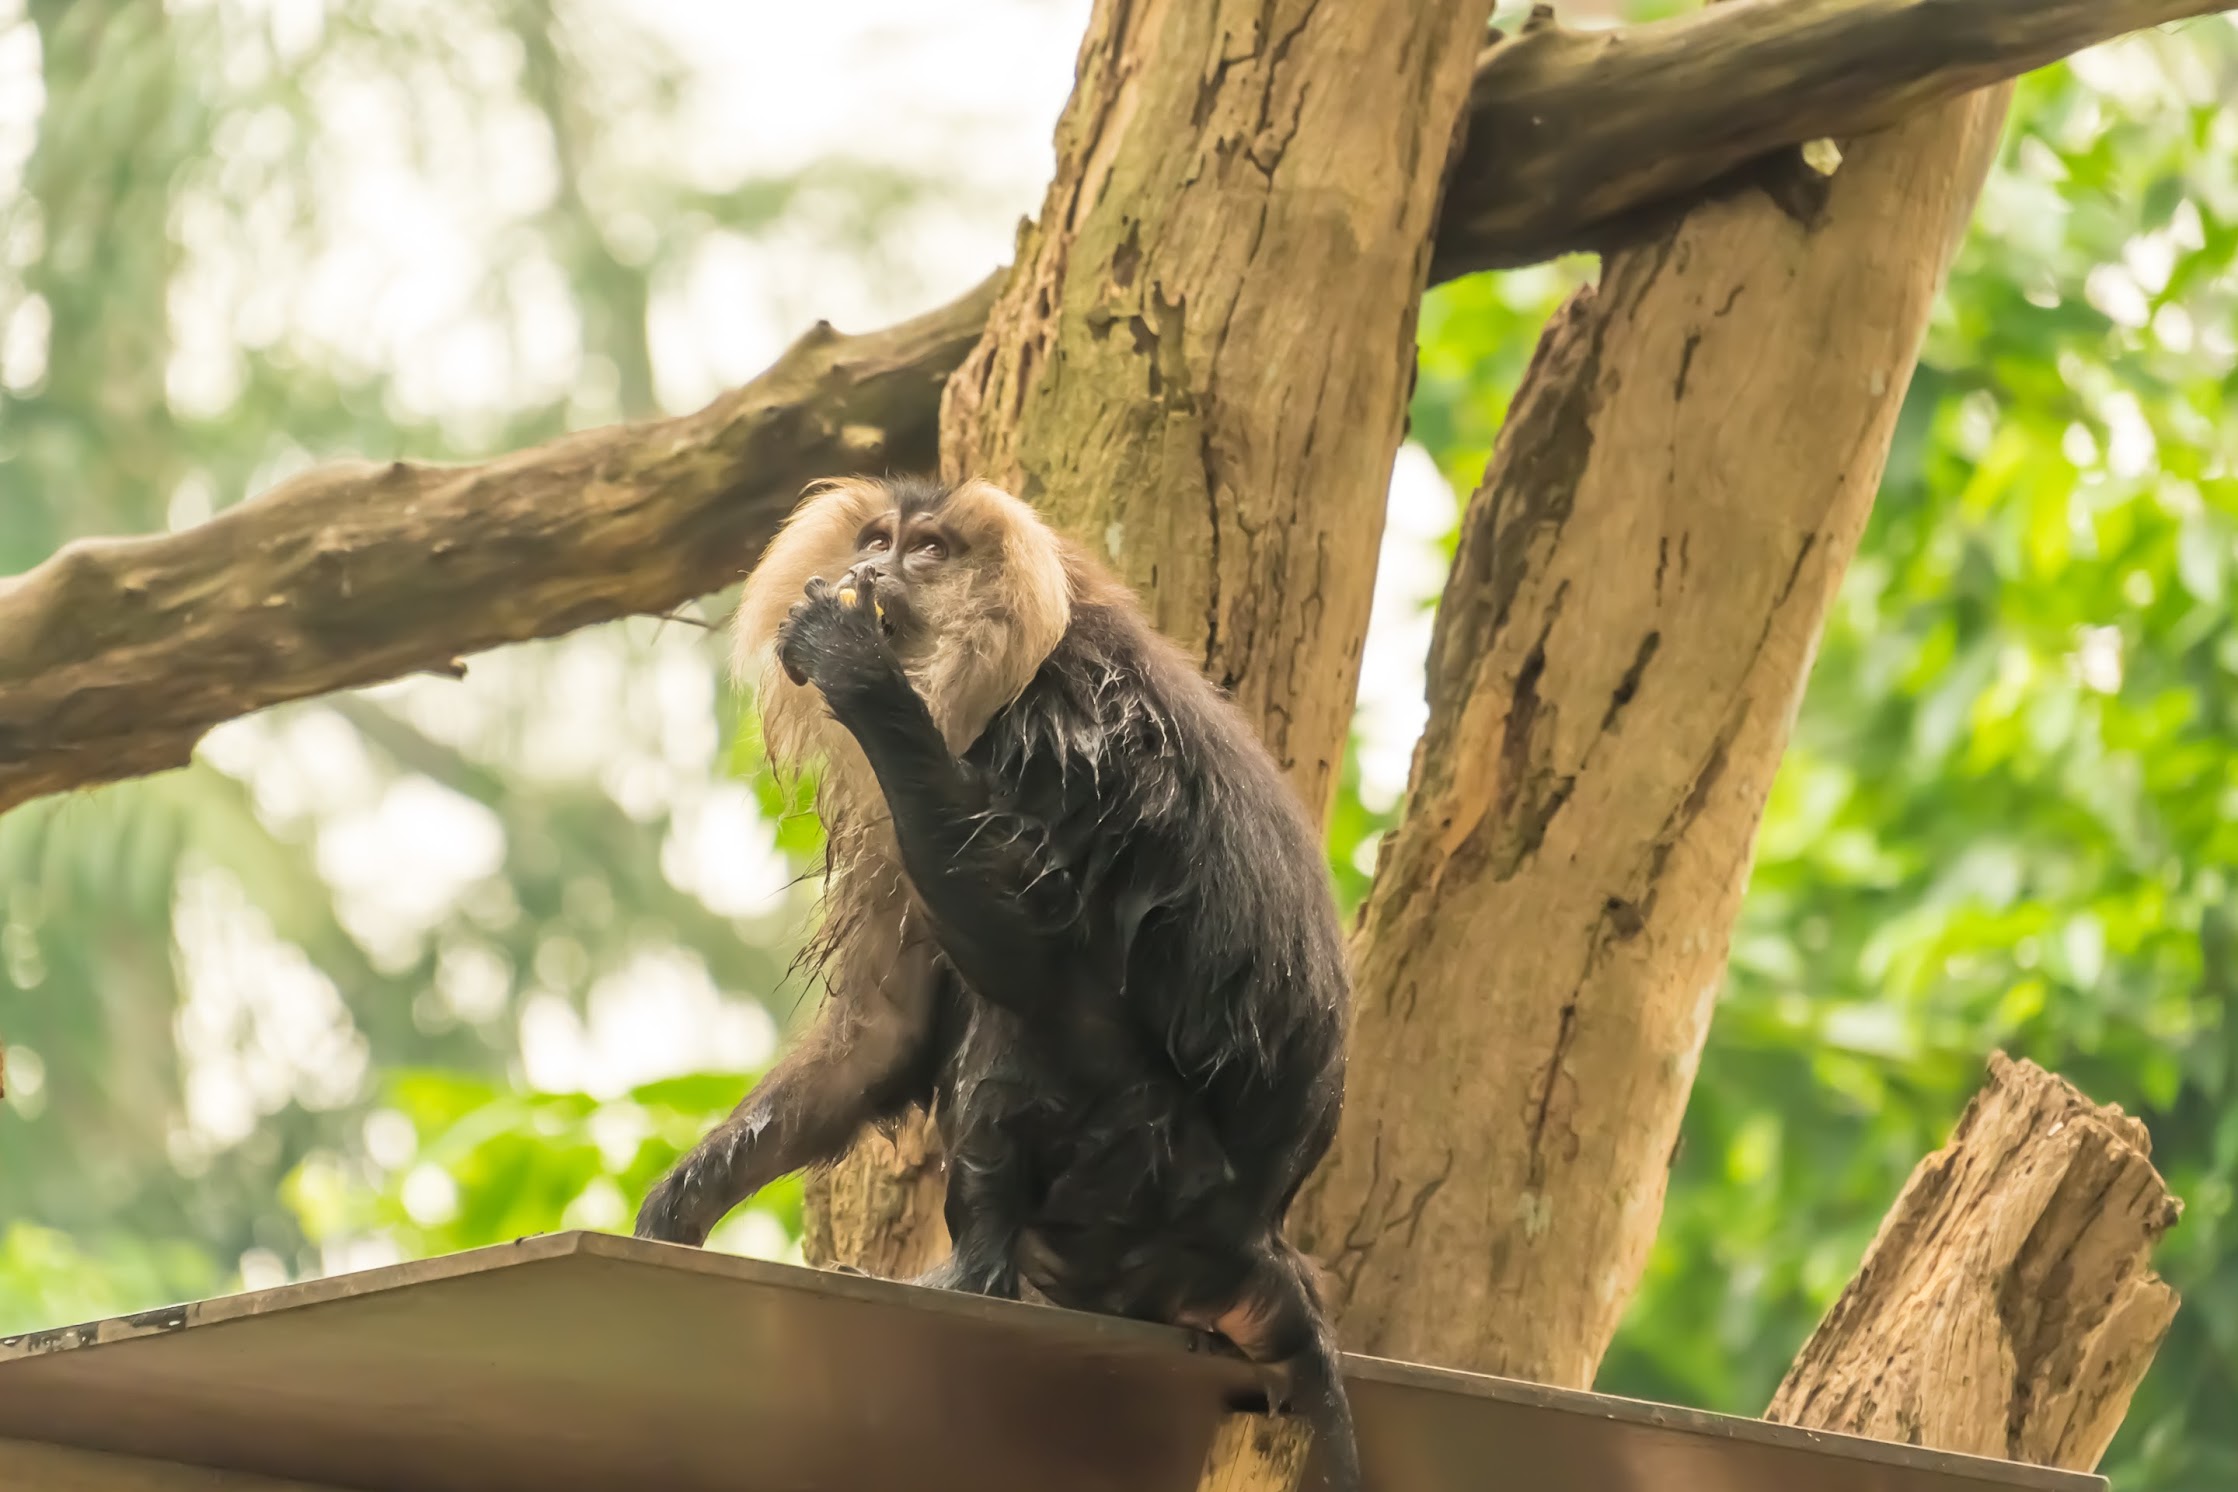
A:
2,0,2224,813
1436,0,2230,278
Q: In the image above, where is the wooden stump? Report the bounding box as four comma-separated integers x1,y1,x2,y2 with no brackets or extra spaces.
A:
1768,1052,2182,1470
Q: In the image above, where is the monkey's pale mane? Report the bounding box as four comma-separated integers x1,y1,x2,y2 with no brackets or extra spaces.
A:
915,479,1070,760
732,474,1077,1011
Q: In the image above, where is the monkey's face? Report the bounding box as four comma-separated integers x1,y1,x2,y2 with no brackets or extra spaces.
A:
835,506,954,657
740,474,1072,764
833,483,1030,665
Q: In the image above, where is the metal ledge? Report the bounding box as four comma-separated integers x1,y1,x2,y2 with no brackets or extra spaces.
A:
0,1231,2103,1492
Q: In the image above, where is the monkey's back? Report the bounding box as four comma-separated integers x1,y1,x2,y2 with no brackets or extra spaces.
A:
944,599,1350,1232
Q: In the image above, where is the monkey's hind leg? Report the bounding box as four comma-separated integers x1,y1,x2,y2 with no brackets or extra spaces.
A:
905,1129,1027,1299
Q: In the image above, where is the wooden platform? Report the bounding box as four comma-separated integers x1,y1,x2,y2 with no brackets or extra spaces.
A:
0,1231,2102,1492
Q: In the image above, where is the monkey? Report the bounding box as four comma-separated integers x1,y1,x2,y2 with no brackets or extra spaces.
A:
634,474,1359,1491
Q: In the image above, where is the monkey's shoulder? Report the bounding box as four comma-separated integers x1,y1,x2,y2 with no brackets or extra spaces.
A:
969,601,1323,877
971,603,1234,791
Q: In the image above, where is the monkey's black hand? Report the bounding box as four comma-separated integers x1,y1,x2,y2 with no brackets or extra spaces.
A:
777,569,898,699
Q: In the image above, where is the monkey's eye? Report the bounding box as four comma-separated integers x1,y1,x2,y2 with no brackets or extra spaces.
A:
862,531,892,553
912,536,948,562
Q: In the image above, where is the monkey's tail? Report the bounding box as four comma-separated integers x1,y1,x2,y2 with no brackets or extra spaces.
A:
1281,1324,1362,1492
1209,1240,1363,1492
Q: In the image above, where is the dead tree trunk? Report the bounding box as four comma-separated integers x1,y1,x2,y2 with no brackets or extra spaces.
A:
807,0,1498,1273
1769,1053,2181,1470
1290,82,2015,1383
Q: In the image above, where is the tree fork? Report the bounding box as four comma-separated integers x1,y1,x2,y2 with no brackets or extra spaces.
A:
1770,1053,2180,1473
4,0,2226,816
809,0,1499,1272
1290,84,2016,1383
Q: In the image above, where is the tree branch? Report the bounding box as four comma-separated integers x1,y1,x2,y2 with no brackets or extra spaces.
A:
1436,0,2230,279
4,0,2226,814
0,278,994,815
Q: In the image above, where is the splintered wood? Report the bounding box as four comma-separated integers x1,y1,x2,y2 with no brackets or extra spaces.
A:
1769,1052,2182,1471
1194,1413,1315,1492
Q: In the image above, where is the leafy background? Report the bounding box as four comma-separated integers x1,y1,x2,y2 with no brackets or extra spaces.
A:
2,3,2233,1488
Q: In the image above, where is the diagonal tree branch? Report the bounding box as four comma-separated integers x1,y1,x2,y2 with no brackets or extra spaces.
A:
0,279,994,815
1292,74,2017,1384
2,0,2225,815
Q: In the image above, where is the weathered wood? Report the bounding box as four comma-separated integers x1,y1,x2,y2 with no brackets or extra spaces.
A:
1767,1053,2181,1470
1291,85,2015,1383
1195,1414,1315,1492
0,1438,343,1492
0,1232,2106,1492
944,0,1492,817
5,0,2228,818
811,0,1496,1273
799,1104,949,1283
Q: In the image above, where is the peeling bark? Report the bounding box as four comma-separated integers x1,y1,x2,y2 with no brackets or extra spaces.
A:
1768,1054,2181,1473
1290,85,2016,1385
811,0,1496,1271
5,0,2225,816
799,1118,949,1283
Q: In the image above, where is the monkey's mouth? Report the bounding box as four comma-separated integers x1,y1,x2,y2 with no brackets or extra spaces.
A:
838,563,915,642
866,575,916,642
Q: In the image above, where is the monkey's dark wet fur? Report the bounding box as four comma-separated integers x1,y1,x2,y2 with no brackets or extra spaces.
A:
635,476,1359,1490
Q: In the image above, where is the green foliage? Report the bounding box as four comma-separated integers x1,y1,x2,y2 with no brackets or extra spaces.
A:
286,1068,798,1262
1402,28,2238,1490
0,0,909,1332
0,1223,223,1334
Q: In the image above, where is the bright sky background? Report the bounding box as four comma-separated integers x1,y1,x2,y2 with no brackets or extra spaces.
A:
2,0,1462,1269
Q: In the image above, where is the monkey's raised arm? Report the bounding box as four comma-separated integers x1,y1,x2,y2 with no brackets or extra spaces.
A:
779,579,1086,1021
785,583,1244,1214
